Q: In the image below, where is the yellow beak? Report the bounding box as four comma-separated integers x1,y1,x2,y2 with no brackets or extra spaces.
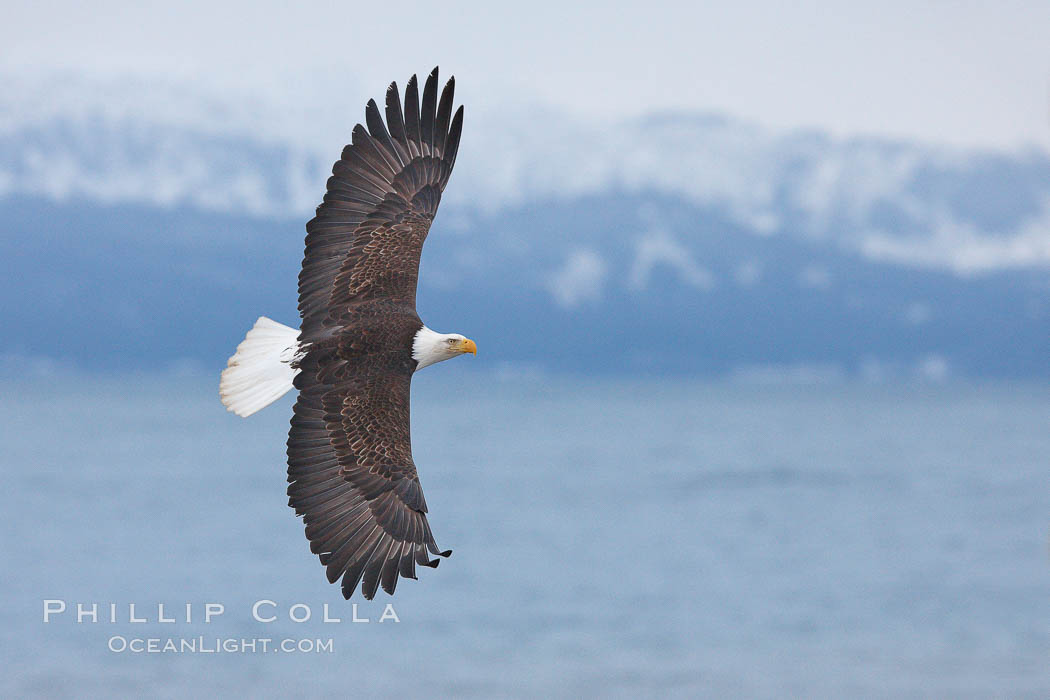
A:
458,338,477,355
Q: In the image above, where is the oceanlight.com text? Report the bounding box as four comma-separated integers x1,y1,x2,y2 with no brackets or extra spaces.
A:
107,636,334,654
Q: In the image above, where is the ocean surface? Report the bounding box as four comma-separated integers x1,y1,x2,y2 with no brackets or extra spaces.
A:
2,372,1048,698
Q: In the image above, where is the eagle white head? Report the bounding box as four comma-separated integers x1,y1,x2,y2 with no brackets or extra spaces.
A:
412,326,477,371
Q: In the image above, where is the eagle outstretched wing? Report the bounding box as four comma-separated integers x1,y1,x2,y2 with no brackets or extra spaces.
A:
287,68,463,599
297,69,463,342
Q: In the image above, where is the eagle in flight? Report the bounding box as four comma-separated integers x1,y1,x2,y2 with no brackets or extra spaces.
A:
219,68,474,599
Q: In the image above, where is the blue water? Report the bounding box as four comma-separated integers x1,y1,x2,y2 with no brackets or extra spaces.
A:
2,373,1048,698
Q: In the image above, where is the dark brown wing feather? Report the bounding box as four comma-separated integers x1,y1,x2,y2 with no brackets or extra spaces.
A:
288,69,462,599
287,331,449,600
297,67,463,341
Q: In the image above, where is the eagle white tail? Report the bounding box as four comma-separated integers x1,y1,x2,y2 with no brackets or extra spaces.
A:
220,317,301,417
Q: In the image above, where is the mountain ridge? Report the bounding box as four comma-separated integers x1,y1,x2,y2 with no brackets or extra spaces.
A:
5,191,1046,378
3,78,1050,275
3,77,1047,378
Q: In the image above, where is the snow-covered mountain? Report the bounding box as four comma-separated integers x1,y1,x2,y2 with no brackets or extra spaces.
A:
5,74,1050,272
3,74,1048,377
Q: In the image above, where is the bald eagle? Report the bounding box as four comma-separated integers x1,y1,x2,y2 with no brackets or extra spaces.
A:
219,68,475,599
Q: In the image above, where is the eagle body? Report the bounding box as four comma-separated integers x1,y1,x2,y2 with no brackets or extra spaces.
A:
220,68,475,599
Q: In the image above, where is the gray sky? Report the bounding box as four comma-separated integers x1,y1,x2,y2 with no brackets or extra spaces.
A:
6,0,1050,150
